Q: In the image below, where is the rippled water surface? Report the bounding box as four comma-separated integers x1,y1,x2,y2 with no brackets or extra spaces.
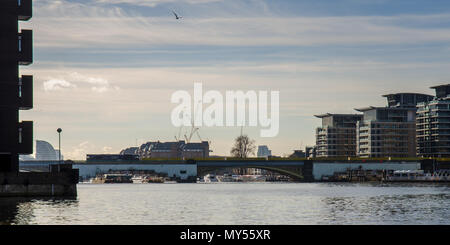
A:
1,182,449,225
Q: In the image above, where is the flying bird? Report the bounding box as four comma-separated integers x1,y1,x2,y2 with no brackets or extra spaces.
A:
172,11,182,20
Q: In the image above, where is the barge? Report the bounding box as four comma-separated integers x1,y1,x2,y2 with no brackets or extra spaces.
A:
384,170,450,182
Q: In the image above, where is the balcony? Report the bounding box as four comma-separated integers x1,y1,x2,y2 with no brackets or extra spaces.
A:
0,83,18,107
18,30,33,65
18,0,32,21
19,75,33,110
18,121,33,154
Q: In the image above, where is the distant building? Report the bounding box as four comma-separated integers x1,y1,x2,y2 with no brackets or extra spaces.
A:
290,150,306,158
257,145,272,157
86,154,139,161
121,140,210,159
137,141,158,159
417,85,450,157
315,113,363,157
150,141,185,159
383,93,434,109
305,146,316,158
182,141,210,159
120,147,139,155
356,93,433,158
35,140,59,161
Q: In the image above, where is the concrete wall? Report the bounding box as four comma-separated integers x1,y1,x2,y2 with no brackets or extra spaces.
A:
1,166,79,197
20,161,198,180
0,184,77,197
312,161,420,180
73,163,197,180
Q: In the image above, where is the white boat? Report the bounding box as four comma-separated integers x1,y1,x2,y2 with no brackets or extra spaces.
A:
253,175,267,182
216,174,235,182
131,175,144,183
237,175,267,182
385,170,450,182
203,174,218,183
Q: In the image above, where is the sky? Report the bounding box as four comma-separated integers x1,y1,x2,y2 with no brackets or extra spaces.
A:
19,0,450,159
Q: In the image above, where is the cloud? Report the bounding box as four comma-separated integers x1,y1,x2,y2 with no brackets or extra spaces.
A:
21,1,450,49
42,72,120,93
43,79,77,91
69,72,118,93
102,146,113,152
64,142,115,160
21,0,450,157
70,72,109,86
64,141,93,160
94,0,222,7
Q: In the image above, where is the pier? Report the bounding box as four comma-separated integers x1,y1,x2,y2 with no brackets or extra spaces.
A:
1,164,79,197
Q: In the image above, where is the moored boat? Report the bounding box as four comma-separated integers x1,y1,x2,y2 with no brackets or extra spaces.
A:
203,173,218,183
92,174,133,184
384,170,450,182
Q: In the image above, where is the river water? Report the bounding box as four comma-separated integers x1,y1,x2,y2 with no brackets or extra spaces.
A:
1,182,449,225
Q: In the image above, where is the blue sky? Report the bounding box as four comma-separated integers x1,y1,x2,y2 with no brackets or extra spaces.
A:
19,0,450,159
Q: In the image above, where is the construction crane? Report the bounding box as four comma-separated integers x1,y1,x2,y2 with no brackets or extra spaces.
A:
184,126,199,143
174,95,209,144
196,130,202,141
174,126,184,141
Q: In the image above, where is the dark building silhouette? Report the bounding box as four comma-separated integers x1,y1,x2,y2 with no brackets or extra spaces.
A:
119,147,139,155
0,0,33,172
121,141,210,159
290,150,306,158
86,154,140,162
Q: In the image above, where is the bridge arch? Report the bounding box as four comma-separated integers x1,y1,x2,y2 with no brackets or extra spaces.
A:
197,165,304,181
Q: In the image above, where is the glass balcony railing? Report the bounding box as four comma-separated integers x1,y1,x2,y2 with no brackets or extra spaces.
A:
18,30,32,65
19,76,33,110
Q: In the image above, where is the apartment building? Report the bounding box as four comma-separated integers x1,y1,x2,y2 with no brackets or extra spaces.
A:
315,113,363,157
356,93,433,158
417,84,450,157
0,0,33,172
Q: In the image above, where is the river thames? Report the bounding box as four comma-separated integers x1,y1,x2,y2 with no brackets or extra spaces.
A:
1,182,449,225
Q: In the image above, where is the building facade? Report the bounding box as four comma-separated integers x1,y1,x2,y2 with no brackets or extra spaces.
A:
35,140,59,161
257,145,272,157
356,93,433,158
305,146,316,158
290,150,306,158
0,0,33,172
417,85,450,158
119,147,139,155
121,141,210,159
315,114,363,157
181,142,210,159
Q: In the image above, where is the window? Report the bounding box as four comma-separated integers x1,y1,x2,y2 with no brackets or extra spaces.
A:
18,35,22,52
18,128,22,144
18,78,22,98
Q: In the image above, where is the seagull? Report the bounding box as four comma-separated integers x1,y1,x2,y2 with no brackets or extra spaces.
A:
172,10,182,20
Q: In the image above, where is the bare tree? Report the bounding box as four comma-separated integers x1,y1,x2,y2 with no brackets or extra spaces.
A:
230,135,256,158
